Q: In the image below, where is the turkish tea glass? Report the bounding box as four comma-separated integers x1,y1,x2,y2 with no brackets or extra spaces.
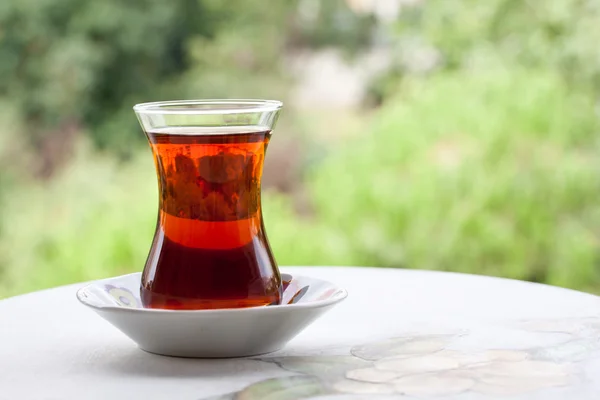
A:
133,100,283,310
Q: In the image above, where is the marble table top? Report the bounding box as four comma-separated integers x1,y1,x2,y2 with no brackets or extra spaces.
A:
1,266,600,400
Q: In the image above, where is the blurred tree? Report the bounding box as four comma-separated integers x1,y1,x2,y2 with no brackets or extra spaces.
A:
306,68,600,291
288,0,377,56
0,0,378,173
0,0,224,171
393,0,600,94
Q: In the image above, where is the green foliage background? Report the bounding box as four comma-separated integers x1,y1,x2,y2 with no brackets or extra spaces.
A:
1,0,600,297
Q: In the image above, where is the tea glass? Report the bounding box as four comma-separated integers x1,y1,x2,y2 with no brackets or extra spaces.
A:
133,100,283,310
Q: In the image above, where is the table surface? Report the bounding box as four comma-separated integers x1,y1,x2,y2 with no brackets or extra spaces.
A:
1,266,600,400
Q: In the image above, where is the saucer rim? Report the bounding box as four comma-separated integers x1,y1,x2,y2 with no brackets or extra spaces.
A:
76,272,348,315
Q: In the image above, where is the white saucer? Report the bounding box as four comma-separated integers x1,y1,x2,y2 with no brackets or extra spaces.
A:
76,272,347,358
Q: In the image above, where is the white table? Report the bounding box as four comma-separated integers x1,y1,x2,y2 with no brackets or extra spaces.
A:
1,267,600,400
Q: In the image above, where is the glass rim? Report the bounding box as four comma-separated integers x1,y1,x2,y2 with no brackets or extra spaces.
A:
133,99,283,115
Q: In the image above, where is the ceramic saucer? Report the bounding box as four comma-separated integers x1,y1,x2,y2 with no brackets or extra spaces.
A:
76,272,347,358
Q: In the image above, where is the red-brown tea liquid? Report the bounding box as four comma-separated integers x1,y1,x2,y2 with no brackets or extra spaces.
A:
141,127,281,310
